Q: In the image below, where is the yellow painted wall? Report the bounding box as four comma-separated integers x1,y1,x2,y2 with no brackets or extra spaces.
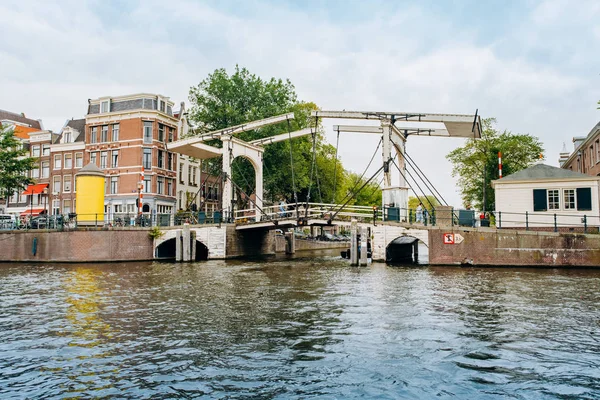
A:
75,176,104,224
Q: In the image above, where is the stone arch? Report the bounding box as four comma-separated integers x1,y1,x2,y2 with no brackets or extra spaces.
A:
155,235,209,261
385,235,427,264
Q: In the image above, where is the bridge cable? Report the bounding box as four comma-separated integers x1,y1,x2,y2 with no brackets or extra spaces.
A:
404,150,448,206
325,136,382,215
390,158,434,211
330,163,385,221
224,173,268,221
286,119,299,206
331,127,340,203
305,117,319,218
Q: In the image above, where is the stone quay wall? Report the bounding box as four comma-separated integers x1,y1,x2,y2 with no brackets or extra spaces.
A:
428,227,600,267
0,229,154,263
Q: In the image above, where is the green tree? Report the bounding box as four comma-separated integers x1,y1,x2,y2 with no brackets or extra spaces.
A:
0,125,36,200
188,66,346,204
446,118,544,210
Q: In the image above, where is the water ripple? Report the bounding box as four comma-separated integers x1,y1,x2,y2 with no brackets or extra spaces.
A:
0,261,599,399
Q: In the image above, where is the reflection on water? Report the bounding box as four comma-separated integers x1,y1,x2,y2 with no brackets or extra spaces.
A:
0,258,599,399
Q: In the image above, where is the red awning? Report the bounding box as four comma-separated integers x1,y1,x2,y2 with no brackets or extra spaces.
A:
20,208,45,216
22,183,49,195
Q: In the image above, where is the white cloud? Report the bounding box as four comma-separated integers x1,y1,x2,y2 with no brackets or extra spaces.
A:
1,0,598,207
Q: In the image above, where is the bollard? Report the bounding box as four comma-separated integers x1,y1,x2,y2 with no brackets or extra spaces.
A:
554,214,557,232
525,211,529,231
584,215,587,234
498,211,502,229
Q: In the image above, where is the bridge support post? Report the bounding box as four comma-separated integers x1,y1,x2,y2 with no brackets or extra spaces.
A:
183,223,191,262
350,219,358,266
285,231,295,254
360,226,368,266
413,240,419,263
191,230,197,261
175,229,182,261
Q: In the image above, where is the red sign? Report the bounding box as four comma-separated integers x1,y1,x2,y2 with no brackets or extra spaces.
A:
443,233,454,244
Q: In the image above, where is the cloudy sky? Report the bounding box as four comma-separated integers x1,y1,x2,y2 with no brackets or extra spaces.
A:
1,0,598,206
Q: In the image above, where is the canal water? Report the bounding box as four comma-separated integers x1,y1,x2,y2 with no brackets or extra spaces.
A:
1,256,599,399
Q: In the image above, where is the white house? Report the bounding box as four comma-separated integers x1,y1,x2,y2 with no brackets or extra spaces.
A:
492,164,600,229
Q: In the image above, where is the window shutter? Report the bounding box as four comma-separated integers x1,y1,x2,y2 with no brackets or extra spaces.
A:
576,187,592,211
533,189,547,211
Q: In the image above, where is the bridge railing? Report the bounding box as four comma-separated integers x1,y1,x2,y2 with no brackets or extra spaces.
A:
234,202,382,224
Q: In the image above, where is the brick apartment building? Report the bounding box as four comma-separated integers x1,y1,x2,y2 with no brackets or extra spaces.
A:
559,121,600,176
85,93,179,220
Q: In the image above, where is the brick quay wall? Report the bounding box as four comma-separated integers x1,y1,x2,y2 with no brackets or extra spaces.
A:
0,229,154,263
428,227,600,267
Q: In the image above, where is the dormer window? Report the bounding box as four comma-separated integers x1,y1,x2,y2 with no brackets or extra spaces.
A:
160,100,166,113
64,131,72,143
101,100,110,113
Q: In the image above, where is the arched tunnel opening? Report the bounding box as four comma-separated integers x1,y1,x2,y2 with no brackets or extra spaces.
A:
156,238,209,261
386,236,427,264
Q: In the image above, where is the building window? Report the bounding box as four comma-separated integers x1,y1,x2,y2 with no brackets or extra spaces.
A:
32,145,40,157
577,187,592,211
42,144,50,156
213,185,219,201
157,176,164,194
168,127,174,142
90,152,97,166
110,177,118,194
192,166,197,186
144,177,151,193
41,161,49,178
548,189,560,210
167,179,172,197
64,154,72,169
158,124,164,142
112,124,119,141
112,150,118,168
188,165,193,185
101,100,110,113
158,150,164,169
52,199,60,215
31,166,40,178
54,154,62,170
100,151,108,169
160,100,165,113
53,176,61,193
101,125,108,142
178,191,183,209
90,126,97,143
63,200,71,214
75,153,83,168
143,148,152,169
64,175,72,193
179,163,184,183
64,131,72,143
143,121,153,143
563,189,575,210
168,153,173,171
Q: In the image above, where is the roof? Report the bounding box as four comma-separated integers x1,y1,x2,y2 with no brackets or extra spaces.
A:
56,118,86,143
0,109,42,129
561,121,600,169
494,163,596,184
75,162,104,177
13,125,40,140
